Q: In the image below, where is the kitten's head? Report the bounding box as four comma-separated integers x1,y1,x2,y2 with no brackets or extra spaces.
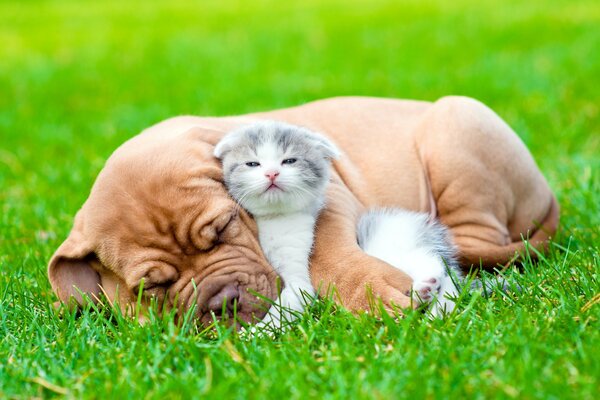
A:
214,121,340,216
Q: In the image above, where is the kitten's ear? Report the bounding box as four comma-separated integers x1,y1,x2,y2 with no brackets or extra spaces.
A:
311,133,341,160
213,132,241,159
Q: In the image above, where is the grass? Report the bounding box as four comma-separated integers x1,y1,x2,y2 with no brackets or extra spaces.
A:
1,0,599,398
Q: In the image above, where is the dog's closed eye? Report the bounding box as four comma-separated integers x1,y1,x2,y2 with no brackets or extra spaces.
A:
190,209,235,251
131,262,179,297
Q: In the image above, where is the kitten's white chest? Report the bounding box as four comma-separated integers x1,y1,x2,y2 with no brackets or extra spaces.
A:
256,213,316,272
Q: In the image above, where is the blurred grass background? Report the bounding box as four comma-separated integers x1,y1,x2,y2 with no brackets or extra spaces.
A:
0,0,598,398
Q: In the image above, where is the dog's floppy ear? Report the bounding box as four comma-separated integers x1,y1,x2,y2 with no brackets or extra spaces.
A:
48,210,101,306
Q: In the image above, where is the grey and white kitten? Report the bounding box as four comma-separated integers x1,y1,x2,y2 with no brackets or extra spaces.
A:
213,121,339,329
358,209,461,316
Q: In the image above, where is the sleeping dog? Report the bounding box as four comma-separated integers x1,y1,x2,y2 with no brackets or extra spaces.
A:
48,96,559,323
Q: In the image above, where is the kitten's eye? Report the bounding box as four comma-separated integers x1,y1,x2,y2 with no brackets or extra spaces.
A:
282,158,297,165
245,161,260,167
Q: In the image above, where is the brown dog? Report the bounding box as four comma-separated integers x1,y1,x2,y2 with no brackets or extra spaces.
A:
48,96,559,321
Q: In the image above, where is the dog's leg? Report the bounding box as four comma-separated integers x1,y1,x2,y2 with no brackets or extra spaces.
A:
310,176,414,313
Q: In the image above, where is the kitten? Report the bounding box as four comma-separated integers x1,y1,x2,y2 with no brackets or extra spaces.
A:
357,209,461,316
214,121,339,329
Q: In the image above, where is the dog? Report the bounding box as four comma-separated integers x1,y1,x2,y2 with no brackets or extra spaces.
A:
48,96,559,322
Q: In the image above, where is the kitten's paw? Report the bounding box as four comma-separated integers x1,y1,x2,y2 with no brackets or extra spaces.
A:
248,317,279,338
414,274,459,317
400,251,446,305
412,277,442,303
247,285,307,336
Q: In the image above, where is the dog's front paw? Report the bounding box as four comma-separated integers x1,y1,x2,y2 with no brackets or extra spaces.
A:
353,267,414,313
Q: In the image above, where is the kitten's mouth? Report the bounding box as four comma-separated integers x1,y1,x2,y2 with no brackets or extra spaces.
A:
265,183,282,192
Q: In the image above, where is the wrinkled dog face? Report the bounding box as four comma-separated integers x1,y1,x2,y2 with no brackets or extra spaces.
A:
48,129,278,326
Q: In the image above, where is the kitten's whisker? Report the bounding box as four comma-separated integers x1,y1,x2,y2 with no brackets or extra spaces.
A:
232,190,254,213
288,184,319,201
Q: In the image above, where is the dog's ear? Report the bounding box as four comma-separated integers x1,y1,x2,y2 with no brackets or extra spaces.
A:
48,210,101,306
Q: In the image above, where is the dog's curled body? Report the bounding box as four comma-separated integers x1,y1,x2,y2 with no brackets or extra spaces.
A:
48,96,559,320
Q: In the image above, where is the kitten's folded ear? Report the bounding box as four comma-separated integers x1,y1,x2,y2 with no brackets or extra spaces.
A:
311,132,341,160
214,131,241,159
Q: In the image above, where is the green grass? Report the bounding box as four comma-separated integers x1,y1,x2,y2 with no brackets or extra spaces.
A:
1,0,599,398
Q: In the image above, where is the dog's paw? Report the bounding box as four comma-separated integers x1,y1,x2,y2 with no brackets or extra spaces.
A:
360,265,414,312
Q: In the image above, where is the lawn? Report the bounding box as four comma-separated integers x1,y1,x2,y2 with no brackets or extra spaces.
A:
1,0,599,398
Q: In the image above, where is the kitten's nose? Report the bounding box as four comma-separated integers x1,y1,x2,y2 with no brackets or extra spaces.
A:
265,171,280,181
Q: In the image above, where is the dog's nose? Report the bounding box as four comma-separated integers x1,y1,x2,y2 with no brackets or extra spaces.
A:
265,171,279,181
207,284,240,317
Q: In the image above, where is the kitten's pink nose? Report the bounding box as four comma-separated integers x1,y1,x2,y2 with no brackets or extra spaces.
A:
265,171,280,181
